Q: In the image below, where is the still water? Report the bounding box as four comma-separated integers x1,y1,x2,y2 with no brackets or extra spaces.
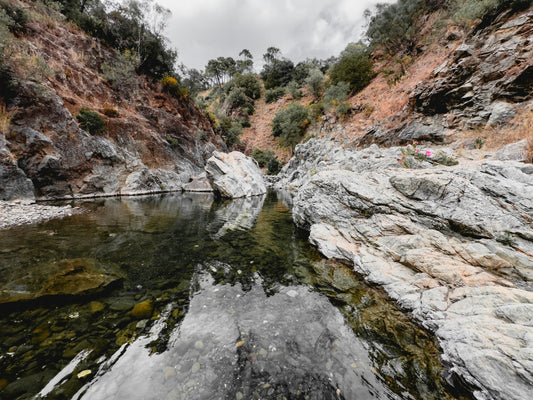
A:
0,192,469,399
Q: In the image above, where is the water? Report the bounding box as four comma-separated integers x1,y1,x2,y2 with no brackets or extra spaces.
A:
0,192,471,399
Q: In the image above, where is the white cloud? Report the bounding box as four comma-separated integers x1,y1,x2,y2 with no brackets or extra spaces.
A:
156,0,395,70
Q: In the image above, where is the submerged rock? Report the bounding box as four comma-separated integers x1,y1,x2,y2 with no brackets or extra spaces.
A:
205,151,266,198
276,138,533,400
0,258,123,304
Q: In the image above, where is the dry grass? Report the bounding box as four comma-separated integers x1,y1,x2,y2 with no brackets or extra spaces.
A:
0,102,18,135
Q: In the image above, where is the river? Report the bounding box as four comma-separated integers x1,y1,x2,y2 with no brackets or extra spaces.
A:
0,192,471,399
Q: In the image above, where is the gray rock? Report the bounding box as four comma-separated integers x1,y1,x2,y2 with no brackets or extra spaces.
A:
182,173,213,192
276,137,533,400
493,139,529,162
487,101,516,127
205,151,266,198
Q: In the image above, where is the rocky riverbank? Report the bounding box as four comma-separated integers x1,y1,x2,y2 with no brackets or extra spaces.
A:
0,201,79,230
274,138,533,400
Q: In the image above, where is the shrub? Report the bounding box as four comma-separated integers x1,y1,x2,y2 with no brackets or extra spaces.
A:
231,73,261,100
240,116,251,128
474,137,485,149
76,109,107,135
308,101,325,122
267,157,282,175
101,50,137,91
329,43,373,93
166,135,179,148
287,81,302,100
265,87,286,104
271,103,309,149
305,69,324,99
336,102,351,117
432,151,459,166
103,107,119,118
161,75,178,88
451,0,531,27
324,82,350,109
0,0,29,35
224,124,242,147
252,148,276,167
226,87,248,110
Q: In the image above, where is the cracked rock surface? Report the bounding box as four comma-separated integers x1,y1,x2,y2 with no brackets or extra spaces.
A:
275,138,533,400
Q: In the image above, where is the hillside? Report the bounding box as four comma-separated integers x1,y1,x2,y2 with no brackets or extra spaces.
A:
238,3,532,164
0,0,223,201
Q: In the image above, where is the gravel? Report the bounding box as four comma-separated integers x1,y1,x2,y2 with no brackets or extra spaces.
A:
0,201,80,229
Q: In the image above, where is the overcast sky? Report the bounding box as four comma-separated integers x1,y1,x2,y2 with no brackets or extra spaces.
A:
157,0,394,71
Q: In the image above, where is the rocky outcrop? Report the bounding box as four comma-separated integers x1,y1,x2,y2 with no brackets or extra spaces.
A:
205,151,266,198
275,138,533,400
411,8,533,126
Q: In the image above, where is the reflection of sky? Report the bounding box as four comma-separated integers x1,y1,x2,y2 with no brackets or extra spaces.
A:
74,273,399,400
155,0,396,69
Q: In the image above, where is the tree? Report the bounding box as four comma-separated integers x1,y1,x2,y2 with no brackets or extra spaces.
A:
237,49,253,74
304,68,324,99
261,58,294,89
271,103,309,150
329,42,373,93
263,46,281,65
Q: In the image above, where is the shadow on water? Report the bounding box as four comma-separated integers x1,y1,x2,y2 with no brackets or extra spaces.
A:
0,192,472,399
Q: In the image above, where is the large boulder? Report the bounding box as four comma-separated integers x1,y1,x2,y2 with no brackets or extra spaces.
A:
205,151,266,198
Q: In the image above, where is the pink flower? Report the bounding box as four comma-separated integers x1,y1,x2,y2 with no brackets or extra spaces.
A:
407,144,412,149
425,150,432,157
413,141,419,145
415,148,420,153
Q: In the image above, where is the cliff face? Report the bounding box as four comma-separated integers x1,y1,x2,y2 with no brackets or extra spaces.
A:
0,1,223,201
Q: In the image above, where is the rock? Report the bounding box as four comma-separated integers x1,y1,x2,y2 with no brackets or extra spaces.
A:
276,137,533,400
205,151,266,198
0,144,35,201
89,301,105,313
0,258,123,304
493,140,528,161
182,173,213,192
130,299,154,319
487,101,516,127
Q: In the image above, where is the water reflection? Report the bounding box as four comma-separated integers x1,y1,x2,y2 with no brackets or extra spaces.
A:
0,192,465,399
75,271,401,400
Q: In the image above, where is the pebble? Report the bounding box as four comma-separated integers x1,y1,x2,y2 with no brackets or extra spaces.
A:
194,340,204,349
77,370,91,379
0,202,80,230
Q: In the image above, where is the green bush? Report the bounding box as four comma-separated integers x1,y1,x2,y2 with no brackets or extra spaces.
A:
252,148,276,167
305,68,324,98
287,81,302,100
103,107,119,118
265,87,286,104
240,116,251,128
76,109,107,135
329,43,373,93
226,87,248,110
271,103,309,149
324,82,350,109
450,0,531,28
308,101,325,122
231,73,261,100
224,124,242,147
267,157,282,175
0,0,29,35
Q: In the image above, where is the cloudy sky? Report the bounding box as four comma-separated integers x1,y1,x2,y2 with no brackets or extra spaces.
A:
157,0,394,71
